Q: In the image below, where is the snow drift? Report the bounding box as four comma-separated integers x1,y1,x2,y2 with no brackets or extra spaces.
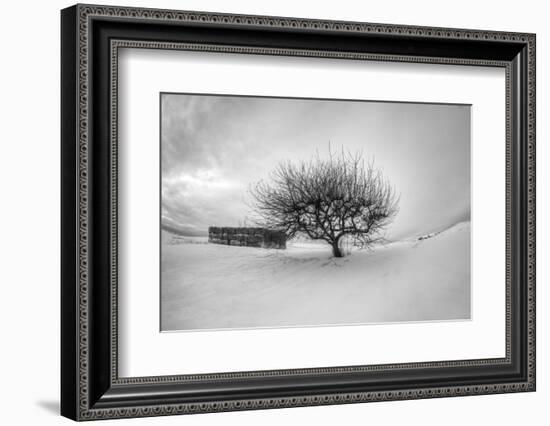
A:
161,222,471,331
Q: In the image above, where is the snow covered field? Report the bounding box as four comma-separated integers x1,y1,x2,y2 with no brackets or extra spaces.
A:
161,222,471,331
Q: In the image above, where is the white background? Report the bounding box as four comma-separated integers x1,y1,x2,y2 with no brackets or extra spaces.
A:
0,0,547,425
119,50,505,376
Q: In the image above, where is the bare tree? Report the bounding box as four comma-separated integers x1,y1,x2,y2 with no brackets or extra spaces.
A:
249,150,399,257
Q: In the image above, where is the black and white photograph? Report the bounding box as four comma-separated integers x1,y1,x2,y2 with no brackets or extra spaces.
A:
160,93,471,332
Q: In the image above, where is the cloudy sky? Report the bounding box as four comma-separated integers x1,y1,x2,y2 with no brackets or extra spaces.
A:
161,93,470,240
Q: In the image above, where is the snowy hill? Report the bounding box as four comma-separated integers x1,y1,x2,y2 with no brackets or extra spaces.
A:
161,222,471,331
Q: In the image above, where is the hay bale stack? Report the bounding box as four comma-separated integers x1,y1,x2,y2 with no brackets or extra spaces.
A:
208,226,286,249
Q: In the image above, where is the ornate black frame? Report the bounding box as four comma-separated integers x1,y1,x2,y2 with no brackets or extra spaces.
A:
61,4,536,421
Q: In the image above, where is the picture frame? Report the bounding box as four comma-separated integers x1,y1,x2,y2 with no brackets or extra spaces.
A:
61,3,536,421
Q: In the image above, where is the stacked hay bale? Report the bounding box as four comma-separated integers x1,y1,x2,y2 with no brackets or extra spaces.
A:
208,227,286,249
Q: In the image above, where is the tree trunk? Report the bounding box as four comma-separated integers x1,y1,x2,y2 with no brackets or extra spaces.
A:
332,238,343,257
